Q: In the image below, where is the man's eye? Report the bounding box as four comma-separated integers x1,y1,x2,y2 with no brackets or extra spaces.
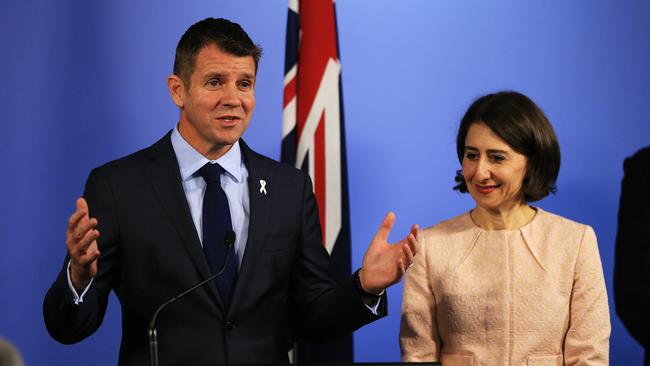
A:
208,79,221,87
239,80,252,89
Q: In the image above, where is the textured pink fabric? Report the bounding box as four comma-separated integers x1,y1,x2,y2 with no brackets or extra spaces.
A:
400,208,610,365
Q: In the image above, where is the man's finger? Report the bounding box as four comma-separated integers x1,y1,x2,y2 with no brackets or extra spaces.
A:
76,250,100,267
410,224,419,237
407,232,418,256
373,211,396,243
76,197,89,213
67,208,87,233
75,229,100,255
80,248,101,265
73,217,98,241
67,198,91,233
404,238,415,264
70,217,96,246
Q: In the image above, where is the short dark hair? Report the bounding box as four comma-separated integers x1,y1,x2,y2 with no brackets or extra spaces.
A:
453,91,561,202
173,18,263,85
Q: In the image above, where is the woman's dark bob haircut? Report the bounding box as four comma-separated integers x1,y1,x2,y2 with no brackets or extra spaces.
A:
453,91,560,203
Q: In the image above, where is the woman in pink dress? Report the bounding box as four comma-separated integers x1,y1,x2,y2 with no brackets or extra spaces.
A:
400,91,610,365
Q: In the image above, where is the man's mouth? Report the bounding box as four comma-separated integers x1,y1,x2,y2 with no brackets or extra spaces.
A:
218,115,240,122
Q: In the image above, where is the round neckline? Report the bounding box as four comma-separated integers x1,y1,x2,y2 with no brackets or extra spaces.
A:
467,206,541,232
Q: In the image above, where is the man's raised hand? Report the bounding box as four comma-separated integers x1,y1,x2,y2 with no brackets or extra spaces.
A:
359,212,418,294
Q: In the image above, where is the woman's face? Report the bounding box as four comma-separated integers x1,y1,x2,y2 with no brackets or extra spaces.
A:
462,122,528,211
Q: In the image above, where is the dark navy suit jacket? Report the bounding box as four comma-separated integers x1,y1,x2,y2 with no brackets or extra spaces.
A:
615,147,650,366
44,132,385,365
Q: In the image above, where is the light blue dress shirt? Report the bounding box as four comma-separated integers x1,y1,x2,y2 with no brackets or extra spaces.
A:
170,126,250,267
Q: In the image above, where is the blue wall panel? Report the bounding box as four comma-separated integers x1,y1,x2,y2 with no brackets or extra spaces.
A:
0,1,647,364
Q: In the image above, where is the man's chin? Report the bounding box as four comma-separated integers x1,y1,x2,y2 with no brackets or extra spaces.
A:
210,130,244,146
214,125,246,142
214,136,241,147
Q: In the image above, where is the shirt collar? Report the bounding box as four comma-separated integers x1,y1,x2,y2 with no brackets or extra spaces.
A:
171,125,243,183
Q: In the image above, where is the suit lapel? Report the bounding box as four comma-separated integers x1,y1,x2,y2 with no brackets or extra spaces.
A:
143,132,223,308
229,140,274,312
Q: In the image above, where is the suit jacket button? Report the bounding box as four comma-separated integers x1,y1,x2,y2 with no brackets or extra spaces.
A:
224,320,235,331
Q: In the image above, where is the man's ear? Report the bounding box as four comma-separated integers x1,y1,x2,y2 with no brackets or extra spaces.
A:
167,74,185,108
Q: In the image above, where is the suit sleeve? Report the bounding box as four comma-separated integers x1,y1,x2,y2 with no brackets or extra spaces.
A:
614,149,650,348
563,226,611,365
290,173,386,341
400,230,440,362
43,167,121,344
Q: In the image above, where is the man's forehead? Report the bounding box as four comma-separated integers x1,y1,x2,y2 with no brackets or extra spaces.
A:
196,43,253,61
194,46,255,74
196,44,253,60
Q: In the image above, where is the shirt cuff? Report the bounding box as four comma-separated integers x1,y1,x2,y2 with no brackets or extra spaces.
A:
364,296,383,315
66,260,94,305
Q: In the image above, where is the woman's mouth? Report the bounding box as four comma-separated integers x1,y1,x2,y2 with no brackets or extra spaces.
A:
474,184,499,194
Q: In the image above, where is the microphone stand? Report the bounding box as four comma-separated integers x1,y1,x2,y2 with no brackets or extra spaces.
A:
148,231,235,366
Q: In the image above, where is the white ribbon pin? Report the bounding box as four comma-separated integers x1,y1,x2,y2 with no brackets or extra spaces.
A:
259,179,267,195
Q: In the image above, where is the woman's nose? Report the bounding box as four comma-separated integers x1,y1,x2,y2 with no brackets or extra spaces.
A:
475,158,491,181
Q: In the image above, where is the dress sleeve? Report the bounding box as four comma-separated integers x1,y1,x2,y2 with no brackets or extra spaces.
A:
400,229,440,362
563,225,610,365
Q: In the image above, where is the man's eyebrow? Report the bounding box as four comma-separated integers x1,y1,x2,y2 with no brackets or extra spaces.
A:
203,72,225,79
202,72,255,80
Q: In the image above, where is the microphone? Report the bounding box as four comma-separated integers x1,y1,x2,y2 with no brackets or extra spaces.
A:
148,230,236,366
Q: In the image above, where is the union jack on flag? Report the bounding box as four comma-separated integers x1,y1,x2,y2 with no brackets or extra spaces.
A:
281,0,352,362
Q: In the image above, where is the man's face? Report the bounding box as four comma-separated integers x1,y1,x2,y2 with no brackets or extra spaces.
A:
170,44,256,159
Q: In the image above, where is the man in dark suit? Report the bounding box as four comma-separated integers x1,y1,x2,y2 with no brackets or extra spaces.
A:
615,147,650,366
43,18,418,365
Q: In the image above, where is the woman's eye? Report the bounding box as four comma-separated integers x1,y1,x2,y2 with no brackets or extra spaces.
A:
465,152,478,160
490,154,506,162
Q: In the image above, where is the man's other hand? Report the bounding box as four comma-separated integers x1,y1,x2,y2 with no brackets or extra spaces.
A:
66,197,100,293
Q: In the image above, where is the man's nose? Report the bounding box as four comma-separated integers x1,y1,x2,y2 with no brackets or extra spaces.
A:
221,84,242,107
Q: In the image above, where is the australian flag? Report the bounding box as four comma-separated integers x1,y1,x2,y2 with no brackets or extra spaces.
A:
281,0,353,362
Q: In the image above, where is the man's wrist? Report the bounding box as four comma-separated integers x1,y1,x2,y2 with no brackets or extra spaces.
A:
66,260,94,305
354,269,384,298
70,263,92,292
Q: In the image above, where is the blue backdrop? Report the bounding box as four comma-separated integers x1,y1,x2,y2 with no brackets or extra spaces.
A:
1,1,648,364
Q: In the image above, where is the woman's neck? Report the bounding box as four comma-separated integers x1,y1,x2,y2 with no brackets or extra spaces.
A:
470,204,536,230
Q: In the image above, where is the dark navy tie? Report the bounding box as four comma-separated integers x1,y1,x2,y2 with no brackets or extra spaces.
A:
197,163,237,307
